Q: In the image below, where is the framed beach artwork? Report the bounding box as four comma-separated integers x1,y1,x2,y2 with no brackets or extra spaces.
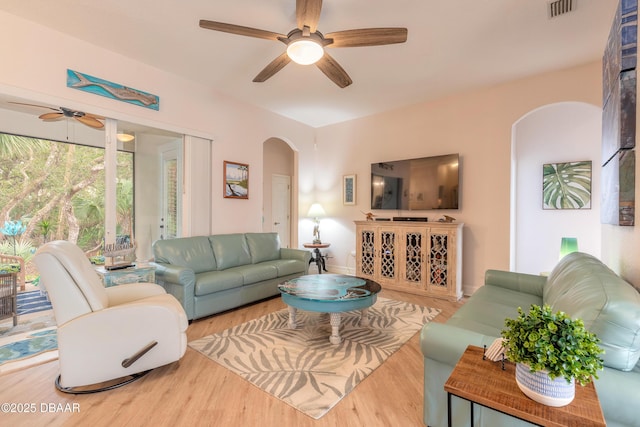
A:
542,161,592,210
224,161,249,199
343,174,356,205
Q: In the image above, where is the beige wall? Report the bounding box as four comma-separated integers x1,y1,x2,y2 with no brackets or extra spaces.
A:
308,62,604,293
2,11,635,291
0,10,315,237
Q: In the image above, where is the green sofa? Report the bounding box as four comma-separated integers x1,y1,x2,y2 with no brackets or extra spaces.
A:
151,232,311,321
420,252,640,427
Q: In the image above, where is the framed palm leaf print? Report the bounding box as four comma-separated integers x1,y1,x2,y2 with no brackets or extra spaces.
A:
543,161,592,210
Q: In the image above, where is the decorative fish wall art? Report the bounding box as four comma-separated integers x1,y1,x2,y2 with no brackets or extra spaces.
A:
66,69,160,111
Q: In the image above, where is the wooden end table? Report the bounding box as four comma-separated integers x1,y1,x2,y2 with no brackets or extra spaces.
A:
444,345,605,427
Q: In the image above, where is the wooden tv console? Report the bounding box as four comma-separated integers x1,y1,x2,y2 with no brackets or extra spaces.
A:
354,221,463,301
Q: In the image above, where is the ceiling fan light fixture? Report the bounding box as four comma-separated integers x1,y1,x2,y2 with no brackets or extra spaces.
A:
199,2,407,87
117,132,135,142
286,39,324,65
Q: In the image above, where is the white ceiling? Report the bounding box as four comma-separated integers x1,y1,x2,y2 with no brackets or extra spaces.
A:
0,0,619,128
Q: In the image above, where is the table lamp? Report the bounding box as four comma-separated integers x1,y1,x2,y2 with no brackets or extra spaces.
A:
307,203,326,244
559,237,578,260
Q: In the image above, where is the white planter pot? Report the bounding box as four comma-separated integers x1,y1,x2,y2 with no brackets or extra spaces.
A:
515,363,575,407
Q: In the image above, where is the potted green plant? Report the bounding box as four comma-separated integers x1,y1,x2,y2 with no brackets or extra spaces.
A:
501,304,604,407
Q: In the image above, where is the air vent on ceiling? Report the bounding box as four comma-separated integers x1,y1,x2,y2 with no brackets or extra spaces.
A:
548,0,575,19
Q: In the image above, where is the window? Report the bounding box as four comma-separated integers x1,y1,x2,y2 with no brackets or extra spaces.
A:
0,132,134,253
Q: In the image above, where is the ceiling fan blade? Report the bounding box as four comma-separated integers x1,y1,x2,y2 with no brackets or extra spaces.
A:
296,0,323,33
199,20,285,41
315,53,352,88
325,28,408,48
39,112,64,120
75,115,105,129
253,52,292,82
84,112,105,120
8,101,60,112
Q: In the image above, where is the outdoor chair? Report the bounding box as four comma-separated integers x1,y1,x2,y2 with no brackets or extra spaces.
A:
0,254,25,291
0,272,17,326
33,240,188,393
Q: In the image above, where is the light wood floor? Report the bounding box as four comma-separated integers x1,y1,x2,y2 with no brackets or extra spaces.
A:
1,289,464,427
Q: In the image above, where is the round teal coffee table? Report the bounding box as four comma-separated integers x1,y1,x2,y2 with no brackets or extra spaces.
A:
278,273,382,344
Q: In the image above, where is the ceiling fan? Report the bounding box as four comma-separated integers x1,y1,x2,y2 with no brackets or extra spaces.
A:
199,0,408,88
8,102,105,129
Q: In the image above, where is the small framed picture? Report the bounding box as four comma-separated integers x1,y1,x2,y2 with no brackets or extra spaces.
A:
223,161,249,199
343,174,356,205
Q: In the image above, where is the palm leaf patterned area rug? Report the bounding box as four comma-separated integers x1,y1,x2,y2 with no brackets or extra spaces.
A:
189,297,440,419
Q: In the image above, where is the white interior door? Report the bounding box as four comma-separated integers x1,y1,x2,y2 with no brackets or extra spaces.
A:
271,174,291,248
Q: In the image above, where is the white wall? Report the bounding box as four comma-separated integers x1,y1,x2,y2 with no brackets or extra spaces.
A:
308,62,604,294
0,11,315,241
512,102,602,274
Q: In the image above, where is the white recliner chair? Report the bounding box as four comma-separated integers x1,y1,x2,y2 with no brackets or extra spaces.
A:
34,240,188,393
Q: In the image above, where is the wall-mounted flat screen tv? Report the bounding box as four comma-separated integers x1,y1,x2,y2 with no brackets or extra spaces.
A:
371,153,460,210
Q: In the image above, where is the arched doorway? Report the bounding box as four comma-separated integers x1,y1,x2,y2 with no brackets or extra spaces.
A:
510,102,602,273
263,138,297,248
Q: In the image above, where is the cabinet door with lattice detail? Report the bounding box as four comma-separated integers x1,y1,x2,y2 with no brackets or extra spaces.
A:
376,227,398,285
356,225,377,279
427,228,453,297
427,227,458,299
399,228,427,290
